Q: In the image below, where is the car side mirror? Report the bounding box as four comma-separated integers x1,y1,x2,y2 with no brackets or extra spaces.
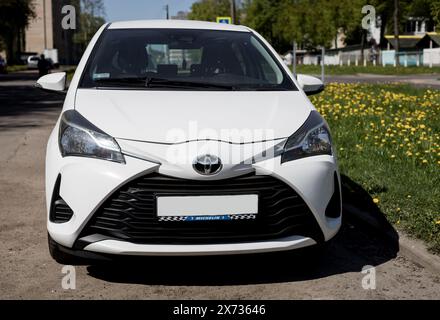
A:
296,74,324,96
35,72,67,93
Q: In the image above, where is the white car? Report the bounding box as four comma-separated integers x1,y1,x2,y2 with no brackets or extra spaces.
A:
37,20,341,264
27,55,40,69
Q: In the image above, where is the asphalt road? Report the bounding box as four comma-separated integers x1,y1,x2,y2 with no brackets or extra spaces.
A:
1,71,439,299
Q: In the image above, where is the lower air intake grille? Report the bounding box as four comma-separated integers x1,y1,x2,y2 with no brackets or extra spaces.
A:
79,173,324,244
51,198,74,223
50,175,74,223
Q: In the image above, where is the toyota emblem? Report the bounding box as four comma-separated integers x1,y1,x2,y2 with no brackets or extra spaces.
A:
192,154,222,175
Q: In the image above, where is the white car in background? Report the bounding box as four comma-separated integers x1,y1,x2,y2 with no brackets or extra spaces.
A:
36,20,341,264
27,55,40,69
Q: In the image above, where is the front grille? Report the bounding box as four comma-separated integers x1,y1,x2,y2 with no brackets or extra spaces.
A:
79,173,324,244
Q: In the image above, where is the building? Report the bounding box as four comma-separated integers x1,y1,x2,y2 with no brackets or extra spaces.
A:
25,0,80,65
384,16,436,50
171,11,189,20
383,17,439,66
25,0,53,54
404,17,435,35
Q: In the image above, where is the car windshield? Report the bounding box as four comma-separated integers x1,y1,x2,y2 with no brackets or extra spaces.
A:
80,28,297,91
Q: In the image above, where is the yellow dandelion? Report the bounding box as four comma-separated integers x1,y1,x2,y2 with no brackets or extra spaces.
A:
373,198,380,204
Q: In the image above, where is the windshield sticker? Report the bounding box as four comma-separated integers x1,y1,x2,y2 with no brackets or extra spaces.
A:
93,73,110,80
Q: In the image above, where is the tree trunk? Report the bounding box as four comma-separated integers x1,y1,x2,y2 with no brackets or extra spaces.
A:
5,31,18,65
394,0,400,66
360,30,365,63
230,0,236,24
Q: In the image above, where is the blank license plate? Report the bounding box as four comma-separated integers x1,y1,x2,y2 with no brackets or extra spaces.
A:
157,195,258,221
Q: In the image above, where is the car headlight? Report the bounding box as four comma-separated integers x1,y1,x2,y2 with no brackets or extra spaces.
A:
59,110,125,164
281,111,332,163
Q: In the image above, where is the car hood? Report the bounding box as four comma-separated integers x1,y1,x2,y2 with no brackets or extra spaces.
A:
75,89,313,144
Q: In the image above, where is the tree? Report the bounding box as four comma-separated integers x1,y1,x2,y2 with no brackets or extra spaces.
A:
0,0,35,63
272,0,306,51
244,0,287,50
328,0,364,48
191,0,438,54
432,1,440,29
188,0,233,22
73,0,106,52
393,0,400,65
244,0,364,52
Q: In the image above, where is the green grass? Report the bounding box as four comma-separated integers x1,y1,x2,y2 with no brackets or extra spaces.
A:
65,67,76,81
294,64,440,75
310,83,440,252
5,65,28,72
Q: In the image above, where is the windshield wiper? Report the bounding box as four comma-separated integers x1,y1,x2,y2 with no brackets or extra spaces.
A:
94,76,236,90
145,77,235,90
93,77,146,87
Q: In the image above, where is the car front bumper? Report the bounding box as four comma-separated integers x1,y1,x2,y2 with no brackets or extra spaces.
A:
46,127,342,257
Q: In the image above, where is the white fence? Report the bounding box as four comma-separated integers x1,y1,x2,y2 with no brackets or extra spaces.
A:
298,48,440,67
302,50,379,66
323,52,339,65
303,55,319,65
423,48,440,67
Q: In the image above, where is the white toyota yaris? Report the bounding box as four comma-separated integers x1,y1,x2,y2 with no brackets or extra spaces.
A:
38,20,341,264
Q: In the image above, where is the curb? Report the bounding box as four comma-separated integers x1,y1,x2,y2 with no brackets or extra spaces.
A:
343,203,440,275
397,233,440,275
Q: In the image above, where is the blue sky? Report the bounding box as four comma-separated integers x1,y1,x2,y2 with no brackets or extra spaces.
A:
103,0,197,22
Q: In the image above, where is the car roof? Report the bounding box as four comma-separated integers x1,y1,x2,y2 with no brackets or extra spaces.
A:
108,19,251,32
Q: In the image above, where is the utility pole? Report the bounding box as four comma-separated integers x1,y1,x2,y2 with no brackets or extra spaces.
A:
164,4,170,64
292,41,297,78
393,0,400,66
165,4,169,20
360,29,365,65
43,0,47,50
321,47,325,84
230,0,236,24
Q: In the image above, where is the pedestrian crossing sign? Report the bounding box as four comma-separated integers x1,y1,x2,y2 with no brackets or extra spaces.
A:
216,17,232,24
